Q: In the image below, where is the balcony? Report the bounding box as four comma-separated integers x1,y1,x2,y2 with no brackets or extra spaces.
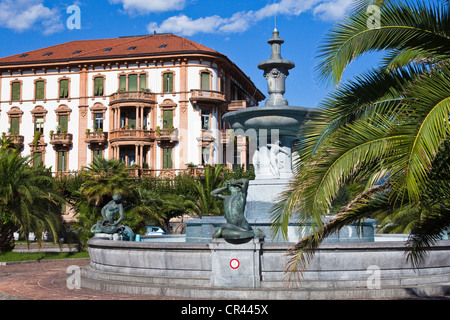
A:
190,90,226,105
109,129,155,144
228,100,249,111
156,128,178,143
85,131,108,147
109,91,156,105
50,133,73,149
5,134,24,149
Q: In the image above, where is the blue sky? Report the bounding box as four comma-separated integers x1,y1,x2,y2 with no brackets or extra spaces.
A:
0,0,372,108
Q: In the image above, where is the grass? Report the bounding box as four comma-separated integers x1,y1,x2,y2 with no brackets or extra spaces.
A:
0,251,89,262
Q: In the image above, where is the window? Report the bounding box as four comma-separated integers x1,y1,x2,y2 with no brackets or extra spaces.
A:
127,46,136,50
94,113,103,131
35,81,45,100
57,151,67,172
201,110,210,130
159,44,167,48
119,75,127,91
162,148,173,169
93,150,102,159
202,147,210,165
19,53,28,58
33,153,43,167
201,72,210,90
72,50,82,55
10,117,20,134
139,74,147,91
59,79,69,99
163,73,173,93
104,47,112,52
35,116,44,134
162,110,173,129
128,74,138,91
11,82,21,101
43,52,53,56
59,115,68,132
94,77,104,96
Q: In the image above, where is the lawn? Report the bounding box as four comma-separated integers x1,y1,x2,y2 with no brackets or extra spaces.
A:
0,251,89,262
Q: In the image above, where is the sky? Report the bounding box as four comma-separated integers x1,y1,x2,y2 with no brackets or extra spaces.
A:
0,0,375,108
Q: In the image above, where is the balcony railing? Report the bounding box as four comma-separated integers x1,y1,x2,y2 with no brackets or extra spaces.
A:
50,133,73,148
6,134,24,149
228,100,249,111
156,128,178,143
110,129,155,142
85,131,108,146
109,91,156,104
190,90,226,105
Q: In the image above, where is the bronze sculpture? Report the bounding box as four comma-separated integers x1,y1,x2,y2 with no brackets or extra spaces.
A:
211,178,265,242
91,194,135,241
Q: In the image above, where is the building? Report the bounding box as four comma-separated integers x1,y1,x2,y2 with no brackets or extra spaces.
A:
0,33,265,177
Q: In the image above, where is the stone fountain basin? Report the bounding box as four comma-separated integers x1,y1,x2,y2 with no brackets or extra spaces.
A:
223,105,315,136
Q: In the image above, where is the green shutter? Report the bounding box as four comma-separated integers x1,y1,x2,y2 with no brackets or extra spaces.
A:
10,117,19,134
164,73,173,93
93,150,102,159
163,110,173,129
11,82,20,101
33,153,43,167
119,75,127,91
59,79,69,98
35,81,44,100
94,77,104,96
139,74,147,91
201,72,210,90
163,148,172,169
59,115,68,132
128,74,138,91
58,151,66,172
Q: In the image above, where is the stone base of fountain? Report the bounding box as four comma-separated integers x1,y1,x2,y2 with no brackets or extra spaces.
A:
82,237,450,299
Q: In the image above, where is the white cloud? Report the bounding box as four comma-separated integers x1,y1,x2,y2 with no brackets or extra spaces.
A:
0,0,64,34
110,0,187,14
147,0,353,36
312,0,354,21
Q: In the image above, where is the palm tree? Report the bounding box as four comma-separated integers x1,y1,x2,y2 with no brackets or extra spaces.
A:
271,0,450,278
187,165,227,216
0,150,63,252
80,157,130,206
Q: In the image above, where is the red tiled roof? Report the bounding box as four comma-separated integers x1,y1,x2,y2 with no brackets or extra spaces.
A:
0,33,222,66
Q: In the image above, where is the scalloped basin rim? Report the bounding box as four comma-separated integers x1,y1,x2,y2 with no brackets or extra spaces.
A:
223,106,317,132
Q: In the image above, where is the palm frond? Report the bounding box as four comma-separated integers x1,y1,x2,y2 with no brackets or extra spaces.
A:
316,1,450,85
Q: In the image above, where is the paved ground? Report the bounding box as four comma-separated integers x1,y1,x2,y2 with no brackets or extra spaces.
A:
0,259,189,300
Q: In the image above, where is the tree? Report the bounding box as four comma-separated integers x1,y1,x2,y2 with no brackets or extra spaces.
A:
187,165,227,216
80,156,131,206
0,150,63,252
271,0,450,278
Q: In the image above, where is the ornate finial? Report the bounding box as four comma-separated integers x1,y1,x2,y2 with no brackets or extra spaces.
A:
257,29,295,106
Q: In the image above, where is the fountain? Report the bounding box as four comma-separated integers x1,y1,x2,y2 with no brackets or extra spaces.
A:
81,30,450,299
186,29,375,242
